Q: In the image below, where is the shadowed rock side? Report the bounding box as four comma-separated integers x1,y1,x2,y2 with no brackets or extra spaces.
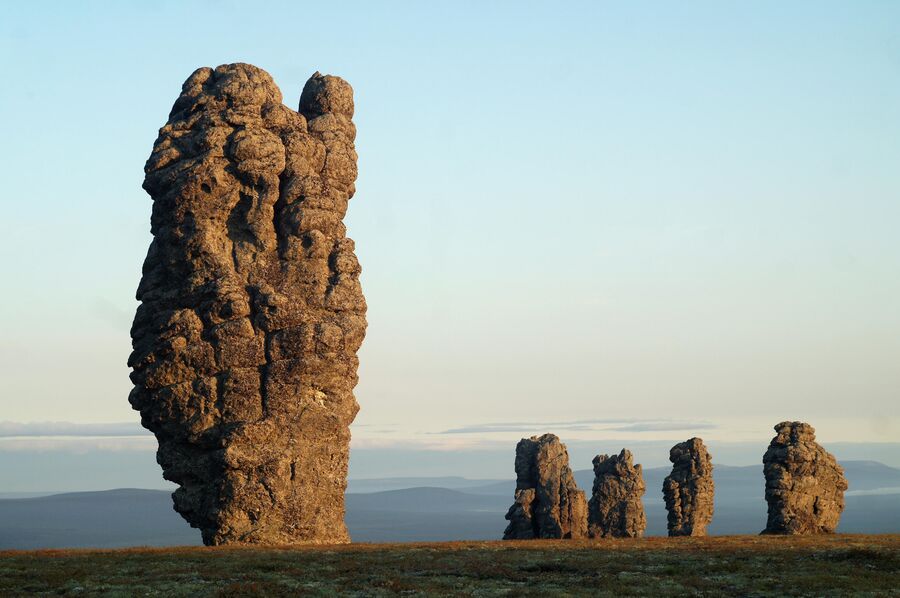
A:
663,437,714,537
587,449,646,538
128,63,366,545
503,434,588,539
762,421,847,535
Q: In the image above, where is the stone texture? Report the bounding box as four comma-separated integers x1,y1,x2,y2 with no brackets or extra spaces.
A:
663,437,714,537
128,63,365,545
761,421,847,535
587,449,646,538
503,434,588,539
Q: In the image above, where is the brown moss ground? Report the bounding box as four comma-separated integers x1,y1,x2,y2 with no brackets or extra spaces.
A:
1,535,898,596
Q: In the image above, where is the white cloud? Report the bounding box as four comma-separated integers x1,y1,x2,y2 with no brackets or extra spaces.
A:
435,418,716,435
0,421,146,437
0,436,157,453
0,421,154,453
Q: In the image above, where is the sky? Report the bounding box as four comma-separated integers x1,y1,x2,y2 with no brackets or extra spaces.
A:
1,1,899,486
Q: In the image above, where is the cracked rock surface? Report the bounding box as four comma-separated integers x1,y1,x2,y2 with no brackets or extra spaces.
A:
128,63,365,545
503,434,588,539
587,449,647,538
762,421,847,535
663,437,714,537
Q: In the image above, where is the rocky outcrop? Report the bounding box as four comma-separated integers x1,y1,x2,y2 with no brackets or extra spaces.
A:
503,434,588,539
762,421,847,535
128,63,366,545
587,449,646,538
663,438,714,536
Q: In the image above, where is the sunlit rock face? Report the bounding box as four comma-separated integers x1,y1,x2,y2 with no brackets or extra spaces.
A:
587,449,647,538
663,437,714,537
503,434,588,539
128,63,365,545
762,421,847,535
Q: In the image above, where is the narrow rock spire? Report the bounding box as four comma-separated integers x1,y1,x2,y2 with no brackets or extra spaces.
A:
663,437,714,536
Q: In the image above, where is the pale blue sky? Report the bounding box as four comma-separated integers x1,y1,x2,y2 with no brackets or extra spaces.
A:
1,1,898,468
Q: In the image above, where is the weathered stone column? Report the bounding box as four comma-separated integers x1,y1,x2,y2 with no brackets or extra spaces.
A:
762,421,847,535
129,63,366,545
503,434,588,539
587,449,646,538
663,437,714,536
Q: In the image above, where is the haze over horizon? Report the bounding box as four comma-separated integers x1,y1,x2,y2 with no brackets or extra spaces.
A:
2,1,898,490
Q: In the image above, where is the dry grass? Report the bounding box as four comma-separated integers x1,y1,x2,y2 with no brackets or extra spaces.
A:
2,535,898,596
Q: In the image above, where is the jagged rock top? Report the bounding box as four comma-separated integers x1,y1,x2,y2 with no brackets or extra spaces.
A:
592,449,643,489
300,72,354,118
770,421,816,445
669,438,712,467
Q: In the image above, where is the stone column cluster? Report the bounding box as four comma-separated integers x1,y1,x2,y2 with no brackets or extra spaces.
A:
502,422,848,540
132,67,848,548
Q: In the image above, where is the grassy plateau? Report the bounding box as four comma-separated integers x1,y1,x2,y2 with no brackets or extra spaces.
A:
1,535,898,596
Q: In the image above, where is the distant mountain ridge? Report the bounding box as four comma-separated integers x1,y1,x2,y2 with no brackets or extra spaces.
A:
2,460,898,549
360,460,900,497
347,476,502,493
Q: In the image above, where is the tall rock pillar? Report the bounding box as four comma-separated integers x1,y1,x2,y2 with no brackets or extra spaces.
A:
129,63,366,545
587,449,647,538
663,437,714,537
503,434,588,539
762,421,847,535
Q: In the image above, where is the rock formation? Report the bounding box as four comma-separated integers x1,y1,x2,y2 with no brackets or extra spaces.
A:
503,434,588,539
587,449,646,538
128,63,366,545
663,437,714,537
761,421,847,535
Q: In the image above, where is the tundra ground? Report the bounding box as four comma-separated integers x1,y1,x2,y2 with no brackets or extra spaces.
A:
1,535,898,596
